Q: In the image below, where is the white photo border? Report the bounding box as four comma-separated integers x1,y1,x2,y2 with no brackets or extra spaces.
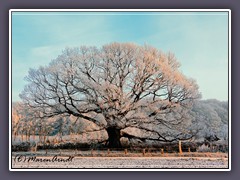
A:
9,9,231,171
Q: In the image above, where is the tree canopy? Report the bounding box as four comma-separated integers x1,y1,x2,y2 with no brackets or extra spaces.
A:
20,42,200,148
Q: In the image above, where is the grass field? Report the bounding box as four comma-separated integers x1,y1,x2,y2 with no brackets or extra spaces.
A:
12,156,228,169
11,134,229,169
11,150,228,169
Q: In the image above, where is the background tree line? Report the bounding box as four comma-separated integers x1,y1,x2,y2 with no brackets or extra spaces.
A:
12,99,228,146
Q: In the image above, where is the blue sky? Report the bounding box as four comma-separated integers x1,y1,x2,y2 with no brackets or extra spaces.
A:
11,11,229,101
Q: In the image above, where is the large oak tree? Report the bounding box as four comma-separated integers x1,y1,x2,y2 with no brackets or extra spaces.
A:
20,42,200,148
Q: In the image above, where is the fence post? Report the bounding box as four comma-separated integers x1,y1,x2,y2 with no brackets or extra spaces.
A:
91,149,94,156
179,140,182,154
124,149,128,155
161,148,164,155
142,149,145,156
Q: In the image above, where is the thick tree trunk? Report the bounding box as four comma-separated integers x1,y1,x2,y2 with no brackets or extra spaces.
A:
106,127,122,149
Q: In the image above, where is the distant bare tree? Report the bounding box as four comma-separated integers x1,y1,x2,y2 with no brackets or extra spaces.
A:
12,102,22,141
12,102,39,142
20,42,200,148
